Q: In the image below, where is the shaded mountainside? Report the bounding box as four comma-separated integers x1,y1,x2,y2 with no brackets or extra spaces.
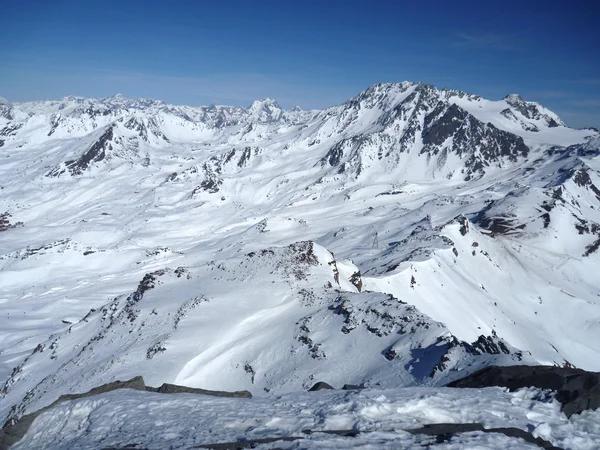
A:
0,82,599,438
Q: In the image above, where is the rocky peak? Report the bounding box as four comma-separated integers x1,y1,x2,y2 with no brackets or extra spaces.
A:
413,82,437,94
346,82,415,110
503,93,565,128
0,97,13,120
503,93,524,105
61,95,85,103
421,101,530,179
246,98,285,123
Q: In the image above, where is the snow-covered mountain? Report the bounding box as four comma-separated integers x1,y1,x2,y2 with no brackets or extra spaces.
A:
1,82,599,427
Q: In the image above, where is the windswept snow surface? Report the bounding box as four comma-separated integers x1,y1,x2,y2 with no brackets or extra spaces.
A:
1,82,600,428
13,387,600,449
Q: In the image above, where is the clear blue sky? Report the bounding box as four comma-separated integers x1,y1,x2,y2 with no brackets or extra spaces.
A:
1,0,598,128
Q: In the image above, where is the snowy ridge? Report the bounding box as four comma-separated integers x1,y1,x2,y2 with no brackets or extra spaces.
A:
0,241,526,423
1,82,599,431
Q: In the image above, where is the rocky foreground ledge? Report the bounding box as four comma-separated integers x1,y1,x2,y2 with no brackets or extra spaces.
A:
447,365,600,418
2,365,600,449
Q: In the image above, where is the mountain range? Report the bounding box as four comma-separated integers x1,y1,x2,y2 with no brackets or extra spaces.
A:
1,82,599,441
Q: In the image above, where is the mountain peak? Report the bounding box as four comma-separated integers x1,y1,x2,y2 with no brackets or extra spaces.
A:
248,98,280,108
346,81,415,110
503,93,524,104
61,95,85,102
0,96,13,119
246,98,284,123
502,93,565,128
103,93,135,104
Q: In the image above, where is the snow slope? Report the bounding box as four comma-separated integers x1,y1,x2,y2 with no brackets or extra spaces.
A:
1,82,599,427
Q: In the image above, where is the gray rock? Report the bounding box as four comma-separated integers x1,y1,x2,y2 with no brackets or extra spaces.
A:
144,386,160,393
341,384,364,390
302,429,360,437
57,376,146,403
308,381,334,391
153,383,252,398
407,423,484,436
47,125,115,177
448,365,600,418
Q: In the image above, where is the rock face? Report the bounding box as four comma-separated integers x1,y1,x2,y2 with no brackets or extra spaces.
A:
47,125,115,177
447,365,600,417
319,86,534,181
308,381,334,391
148,383,252,398
503,94,565,128
341,384,364,390
57,376,147,402
0,213,23,232
421,102,530,180
0,98,13,121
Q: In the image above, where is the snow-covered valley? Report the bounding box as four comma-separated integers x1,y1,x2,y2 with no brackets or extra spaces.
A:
1,82,599,448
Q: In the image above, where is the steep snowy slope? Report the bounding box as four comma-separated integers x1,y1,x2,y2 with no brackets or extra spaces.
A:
0,82,599,427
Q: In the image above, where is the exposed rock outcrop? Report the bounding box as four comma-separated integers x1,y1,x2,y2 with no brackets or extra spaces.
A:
308,381,334,391
147,383,251,398
448,365,600,417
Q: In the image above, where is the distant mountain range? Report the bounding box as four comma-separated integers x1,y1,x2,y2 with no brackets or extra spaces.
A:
1,82,599,427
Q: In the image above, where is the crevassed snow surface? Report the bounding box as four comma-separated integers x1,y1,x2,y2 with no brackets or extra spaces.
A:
1,82,599,436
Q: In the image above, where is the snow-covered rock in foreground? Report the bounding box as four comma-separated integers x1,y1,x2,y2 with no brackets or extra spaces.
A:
0,82,599,442
11,386,600,449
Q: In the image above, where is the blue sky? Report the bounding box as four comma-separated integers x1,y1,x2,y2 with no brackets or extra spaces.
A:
1,0,598,128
